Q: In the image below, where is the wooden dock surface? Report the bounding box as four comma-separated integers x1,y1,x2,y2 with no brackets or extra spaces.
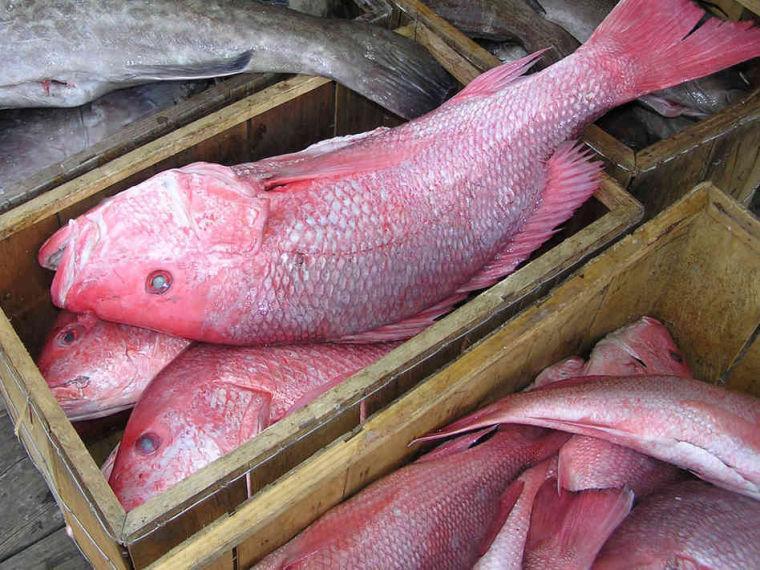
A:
0,406,88,569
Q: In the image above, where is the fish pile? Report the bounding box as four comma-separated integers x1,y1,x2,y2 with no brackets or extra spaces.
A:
425,0,758,148
256,316,760,568
32,0,760,511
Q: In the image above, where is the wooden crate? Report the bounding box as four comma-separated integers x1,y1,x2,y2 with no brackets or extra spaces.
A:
0,0,389,216
0,9,642,570
391,0,760,216
150,183,759,569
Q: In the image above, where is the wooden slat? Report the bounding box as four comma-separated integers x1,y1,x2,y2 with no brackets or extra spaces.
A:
0,527,88,570
392,0,501,72
0,409,68,563
735,0,760,16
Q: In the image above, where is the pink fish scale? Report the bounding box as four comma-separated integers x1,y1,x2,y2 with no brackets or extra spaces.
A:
219,54,618,345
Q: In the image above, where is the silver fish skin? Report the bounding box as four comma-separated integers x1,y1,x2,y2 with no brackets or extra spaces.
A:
0,0,456,119
594,481,760,569
0,81,209,212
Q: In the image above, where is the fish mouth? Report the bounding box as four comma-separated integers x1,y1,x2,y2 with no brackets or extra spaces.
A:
42,218,100,308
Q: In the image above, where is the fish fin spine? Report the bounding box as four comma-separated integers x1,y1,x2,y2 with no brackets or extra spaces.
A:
456,140,601,294
448,49,548,103
583,0,760,101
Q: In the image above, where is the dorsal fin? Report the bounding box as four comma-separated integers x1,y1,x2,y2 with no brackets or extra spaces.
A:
235,127,413,190
448,49,547,103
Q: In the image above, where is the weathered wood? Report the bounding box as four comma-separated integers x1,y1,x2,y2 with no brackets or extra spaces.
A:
735,0,760,16
0,409,68,563
148,185,759,569
0,527,89,570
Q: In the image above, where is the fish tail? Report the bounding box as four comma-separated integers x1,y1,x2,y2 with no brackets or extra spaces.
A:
583,0,760,102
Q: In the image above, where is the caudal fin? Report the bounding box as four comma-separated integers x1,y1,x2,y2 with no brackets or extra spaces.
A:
523,479,634,569
584,0,760,101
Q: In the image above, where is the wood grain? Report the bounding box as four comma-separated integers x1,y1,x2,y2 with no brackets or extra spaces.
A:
0,527,88,570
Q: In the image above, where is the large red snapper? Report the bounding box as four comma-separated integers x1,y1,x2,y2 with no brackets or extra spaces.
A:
416,375,760,500
37,311,190,420
109,342,395,510
38,0,760,345
594,481,760,569
256,426,568,569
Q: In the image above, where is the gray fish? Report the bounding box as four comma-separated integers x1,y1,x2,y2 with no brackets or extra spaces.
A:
0,81,210,212
478,40,530,63
597,105,696,150
594,481,760,569
532,0,616,44
423,0,580,65
0,0,456,119
262,0,358,18
533,0,752,118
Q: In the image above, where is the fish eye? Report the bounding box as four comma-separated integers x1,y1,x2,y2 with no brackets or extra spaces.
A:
669,351,684,363
135,432,161,455
146,270,172,295
57,325,82,347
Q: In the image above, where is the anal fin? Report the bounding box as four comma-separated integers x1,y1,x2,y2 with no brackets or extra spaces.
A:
336,292,467,343
457,140,602,295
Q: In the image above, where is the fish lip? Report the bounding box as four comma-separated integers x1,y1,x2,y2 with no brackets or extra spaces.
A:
48,218,99,308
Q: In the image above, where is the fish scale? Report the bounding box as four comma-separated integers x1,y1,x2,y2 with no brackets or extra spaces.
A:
257,427,568,569
40,0,760,346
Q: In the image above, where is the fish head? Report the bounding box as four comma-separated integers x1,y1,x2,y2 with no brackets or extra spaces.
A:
37,311,132,420
38,163,269,341
37,311,189,420
585,316,692,377
109,348,271,510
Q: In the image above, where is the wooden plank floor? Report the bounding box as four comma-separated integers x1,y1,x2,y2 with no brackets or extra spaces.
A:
0,407,89,569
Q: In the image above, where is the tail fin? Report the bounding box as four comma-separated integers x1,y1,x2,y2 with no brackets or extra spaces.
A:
583,0,760,100
524,479,634,569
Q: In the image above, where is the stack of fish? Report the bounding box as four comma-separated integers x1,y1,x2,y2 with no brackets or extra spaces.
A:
256,316,760,568
32,0,759,520
425,0,758,149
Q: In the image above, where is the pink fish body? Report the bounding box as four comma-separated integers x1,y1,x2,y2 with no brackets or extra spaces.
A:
594,481,760,569
257,426,568,569
474,457,557,570
419,375,760,499
109,342,394,510
37,311,189,420
538,317,689,496
39,0,760,345
558,436,684,497
523,478,633,570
